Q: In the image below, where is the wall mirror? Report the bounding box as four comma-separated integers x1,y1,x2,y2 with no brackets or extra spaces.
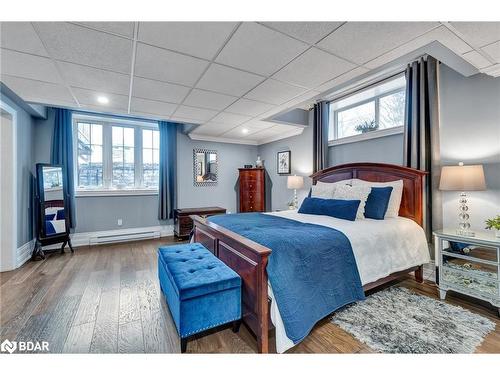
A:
33,163,73,260
193,148,218,186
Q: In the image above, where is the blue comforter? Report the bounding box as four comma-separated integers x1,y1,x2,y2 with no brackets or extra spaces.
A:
208,213,365,344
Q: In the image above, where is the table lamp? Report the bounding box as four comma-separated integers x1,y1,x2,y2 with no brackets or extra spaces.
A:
439,162,486,236
287,175,304,209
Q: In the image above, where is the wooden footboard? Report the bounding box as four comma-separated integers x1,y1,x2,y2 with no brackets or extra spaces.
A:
192,215,272,353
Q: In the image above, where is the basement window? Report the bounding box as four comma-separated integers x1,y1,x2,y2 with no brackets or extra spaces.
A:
73,114,160,196
328,74,406,145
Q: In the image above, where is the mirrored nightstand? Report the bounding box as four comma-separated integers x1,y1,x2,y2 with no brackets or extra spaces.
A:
434,230,500,317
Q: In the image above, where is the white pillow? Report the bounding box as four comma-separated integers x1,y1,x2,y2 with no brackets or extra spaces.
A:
351,179,404,218
310,179,351,199
332,184,371,220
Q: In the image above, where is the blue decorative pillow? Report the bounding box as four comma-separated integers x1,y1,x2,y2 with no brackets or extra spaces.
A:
298,197,360,221
364,187,393,220
56,209,65,220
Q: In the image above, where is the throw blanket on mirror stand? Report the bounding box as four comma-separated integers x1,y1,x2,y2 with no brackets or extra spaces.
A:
208,213,365,344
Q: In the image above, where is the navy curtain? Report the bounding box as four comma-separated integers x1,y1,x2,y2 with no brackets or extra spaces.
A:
313,101,330,173
158,121,177,220
404,56,442,240
51,108,76,228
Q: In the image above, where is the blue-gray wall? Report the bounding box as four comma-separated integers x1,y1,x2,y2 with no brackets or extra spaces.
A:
439,65,500,232
328,133,403,166
1,91,36,247
34,109,258,233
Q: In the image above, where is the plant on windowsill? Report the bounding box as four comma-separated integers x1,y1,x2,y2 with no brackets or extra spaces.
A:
485,215,500,238
355,120,379,134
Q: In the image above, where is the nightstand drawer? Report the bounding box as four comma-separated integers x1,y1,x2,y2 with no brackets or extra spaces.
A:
446,242,498,263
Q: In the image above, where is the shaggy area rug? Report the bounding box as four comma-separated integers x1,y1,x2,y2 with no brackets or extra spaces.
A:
331,287,496,353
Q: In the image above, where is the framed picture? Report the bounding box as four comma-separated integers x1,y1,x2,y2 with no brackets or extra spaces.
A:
277,151,291,175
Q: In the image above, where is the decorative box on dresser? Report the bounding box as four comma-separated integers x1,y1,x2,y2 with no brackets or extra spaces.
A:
238,168,265,213
434,229,500,316
174,207,226,240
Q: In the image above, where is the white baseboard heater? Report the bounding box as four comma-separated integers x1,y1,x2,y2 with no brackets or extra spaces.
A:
89,229,161,245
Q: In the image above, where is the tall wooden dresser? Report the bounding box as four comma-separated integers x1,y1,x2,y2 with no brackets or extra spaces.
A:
238,168,265,212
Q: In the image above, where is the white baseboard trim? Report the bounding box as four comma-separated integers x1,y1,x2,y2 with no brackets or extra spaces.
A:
16,239,35,269
43,225,174,250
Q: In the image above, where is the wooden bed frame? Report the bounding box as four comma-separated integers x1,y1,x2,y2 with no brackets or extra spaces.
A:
192,162,428,353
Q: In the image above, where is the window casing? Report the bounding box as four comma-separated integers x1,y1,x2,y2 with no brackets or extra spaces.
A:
329,75,406,144
73,115,160,195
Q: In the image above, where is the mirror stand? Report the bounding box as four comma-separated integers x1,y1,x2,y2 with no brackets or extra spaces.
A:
32,163,74,261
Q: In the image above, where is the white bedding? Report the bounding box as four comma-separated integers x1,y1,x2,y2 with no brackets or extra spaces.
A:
265,210,430,353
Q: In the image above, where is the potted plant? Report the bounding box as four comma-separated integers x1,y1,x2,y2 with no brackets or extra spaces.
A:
485,215,500,238
355,119,379,134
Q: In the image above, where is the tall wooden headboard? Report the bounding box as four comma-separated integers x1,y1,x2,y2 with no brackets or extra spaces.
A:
310,163,427,226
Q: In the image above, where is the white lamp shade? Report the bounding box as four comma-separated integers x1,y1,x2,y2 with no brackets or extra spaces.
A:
439,164,486,191
287,175,304,189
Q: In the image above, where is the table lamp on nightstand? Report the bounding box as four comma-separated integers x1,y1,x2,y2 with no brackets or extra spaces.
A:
287,175,304,209
439,162,486,237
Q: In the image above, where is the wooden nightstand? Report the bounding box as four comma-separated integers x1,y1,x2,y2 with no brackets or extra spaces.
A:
434,229,500,316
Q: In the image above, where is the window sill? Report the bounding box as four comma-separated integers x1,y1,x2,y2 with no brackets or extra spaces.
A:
328,126,403,147
76,189,159,197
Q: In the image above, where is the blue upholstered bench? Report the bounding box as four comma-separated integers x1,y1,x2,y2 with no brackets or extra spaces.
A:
158,242,242,352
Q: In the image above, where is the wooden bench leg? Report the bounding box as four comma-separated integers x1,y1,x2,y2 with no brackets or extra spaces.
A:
232,320,241,333
181,338,188,353
415,265,424,283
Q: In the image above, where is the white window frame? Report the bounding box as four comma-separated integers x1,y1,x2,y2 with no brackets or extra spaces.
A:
328,75,406,146
72,114,159,197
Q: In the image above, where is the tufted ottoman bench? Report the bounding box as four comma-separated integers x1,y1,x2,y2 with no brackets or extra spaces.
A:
158,242,241,352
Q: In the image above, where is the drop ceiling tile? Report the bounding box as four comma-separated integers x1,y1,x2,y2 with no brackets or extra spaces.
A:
72,87,129,110
225,98,275,116
169,116,202,125
462,50,493,69
174,105,218,121
244,128,280,141
138,22,236,59
210,112,252,125
134,43,209,86
279,90,320,110
450,22,500,47
365,26,473,69
0,22,48,56
132,76,190,104
261,22,343,44
318,22,438,64
75,22,135,38
482,41,500,63
222,125,262,138
314,66,370,92
183,89,237,110
58,61,130,94
215,22,308,75
191,122,235,136
80,105,129,117
1,75,76,106
34,22,133,73
242,119,275,131
196,63,263,96
130,97,178,117
273,47,355,88
244,79,307,105
1,49,62,83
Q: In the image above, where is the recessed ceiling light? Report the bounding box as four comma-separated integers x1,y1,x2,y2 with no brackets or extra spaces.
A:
97,96,109,105
241,128,249,134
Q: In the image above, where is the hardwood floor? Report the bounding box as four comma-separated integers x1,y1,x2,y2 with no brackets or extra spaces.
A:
1,238,499,354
